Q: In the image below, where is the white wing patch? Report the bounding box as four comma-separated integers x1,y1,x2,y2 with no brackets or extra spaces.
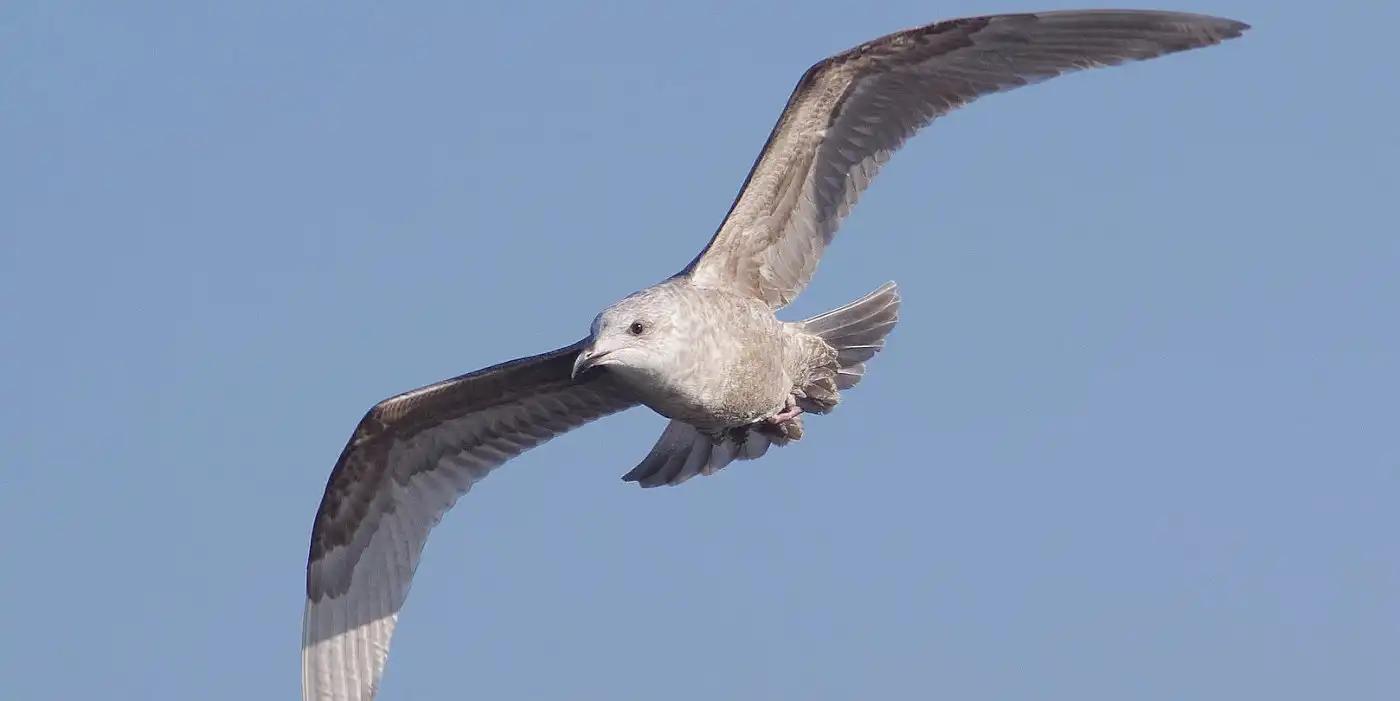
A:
304,415,514,700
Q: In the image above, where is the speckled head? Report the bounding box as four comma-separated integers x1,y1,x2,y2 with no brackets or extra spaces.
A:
571,284,688,381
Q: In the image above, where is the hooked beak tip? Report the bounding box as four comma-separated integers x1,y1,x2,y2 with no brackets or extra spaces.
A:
571,349,596,379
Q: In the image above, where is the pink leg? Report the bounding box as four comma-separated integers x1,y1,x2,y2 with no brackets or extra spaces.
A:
767,394,804,424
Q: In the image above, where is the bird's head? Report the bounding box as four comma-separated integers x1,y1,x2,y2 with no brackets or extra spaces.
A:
572,289,681,380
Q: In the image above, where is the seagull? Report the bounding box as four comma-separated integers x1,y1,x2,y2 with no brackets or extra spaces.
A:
302,9,1248,700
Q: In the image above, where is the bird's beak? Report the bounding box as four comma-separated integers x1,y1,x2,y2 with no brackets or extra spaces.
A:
571,347,608,378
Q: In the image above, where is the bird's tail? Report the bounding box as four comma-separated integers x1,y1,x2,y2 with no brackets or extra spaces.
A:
799,280,901,391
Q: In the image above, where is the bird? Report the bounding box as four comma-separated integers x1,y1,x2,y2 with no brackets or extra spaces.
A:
302,9,1249,700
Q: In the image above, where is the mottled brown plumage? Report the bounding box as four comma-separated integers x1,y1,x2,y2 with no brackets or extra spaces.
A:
684,10,1250,308
303,10,1249,701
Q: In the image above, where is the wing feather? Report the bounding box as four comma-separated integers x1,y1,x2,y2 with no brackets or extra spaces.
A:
302,341,637,701
683,10,1249,308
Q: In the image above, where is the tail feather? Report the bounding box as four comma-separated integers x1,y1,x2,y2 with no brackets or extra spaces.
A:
800,281,900,338
801,281,900,392
823,318,898,348
836,344,883,363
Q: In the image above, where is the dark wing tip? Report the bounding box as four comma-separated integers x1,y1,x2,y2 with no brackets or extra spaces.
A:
816,10,1249,80
1030,10,1252,40
1217,17,1252,35
1150,11,1251,42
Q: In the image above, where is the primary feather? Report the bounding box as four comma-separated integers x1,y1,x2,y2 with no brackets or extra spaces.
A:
684,10,1249,308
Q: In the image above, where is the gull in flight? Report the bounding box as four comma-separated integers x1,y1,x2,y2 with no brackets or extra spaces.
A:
302,9,1249,700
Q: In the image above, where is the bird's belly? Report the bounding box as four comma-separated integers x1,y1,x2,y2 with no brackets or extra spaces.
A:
652,397,770,430
643,368,789,431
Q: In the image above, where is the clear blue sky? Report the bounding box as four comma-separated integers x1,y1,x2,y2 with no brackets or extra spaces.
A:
2,1,1395,699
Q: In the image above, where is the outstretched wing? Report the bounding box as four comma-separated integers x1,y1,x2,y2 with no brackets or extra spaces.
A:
683,10,1249,308
302,341,637,701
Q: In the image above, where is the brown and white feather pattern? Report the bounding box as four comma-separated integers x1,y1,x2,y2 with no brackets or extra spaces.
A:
301,10,1249,700
302,342,636,701
684,10,1249,308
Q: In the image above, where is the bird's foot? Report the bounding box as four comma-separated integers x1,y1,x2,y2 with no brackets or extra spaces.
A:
751,394,805,444
756,414,803,443
766,394,805,425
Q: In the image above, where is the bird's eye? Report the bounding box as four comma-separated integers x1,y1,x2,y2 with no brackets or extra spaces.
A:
628,321,646,336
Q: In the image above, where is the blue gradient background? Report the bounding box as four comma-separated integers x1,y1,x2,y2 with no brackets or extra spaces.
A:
3,2,1395,699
